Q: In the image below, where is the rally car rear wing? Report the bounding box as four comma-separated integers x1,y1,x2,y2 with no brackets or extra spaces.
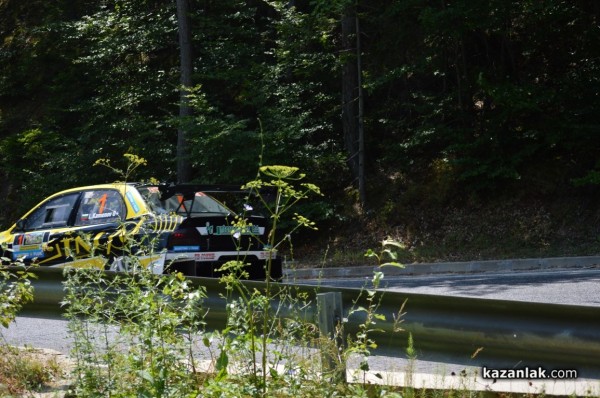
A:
156,183,247,201
147,183,274,219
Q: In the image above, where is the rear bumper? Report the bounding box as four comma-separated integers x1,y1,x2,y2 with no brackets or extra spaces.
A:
166,250,276,263
165,250,282,280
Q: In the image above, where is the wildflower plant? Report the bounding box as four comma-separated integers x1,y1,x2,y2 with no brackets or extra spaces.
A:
93,153,150,183
341,238,407,386
0,252,41,394
212,165,325,396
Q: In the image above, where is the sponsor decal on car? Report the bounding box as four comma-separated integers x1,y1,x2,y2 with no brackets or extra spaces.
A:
89,211,119,220
196,222,265,236
172,246,201,252
11,232,50,260
195,252,216,261
125,191,140,213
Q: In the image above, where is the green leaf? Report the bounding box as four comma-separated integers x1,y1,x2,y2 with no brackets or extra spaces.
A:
374,313,386,321
216,349,229,373
382,239,406,250
364,249,377,258
359,361,370,372
381,262,404,268
383,249,398,261
138,370,154,383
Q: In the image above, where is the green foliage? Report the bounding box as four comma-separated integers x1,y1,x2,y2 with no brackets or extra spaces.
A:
345,240,407,385
93,152,152,183
68,0,179,181
258,2,345,187
63,266,207,397
0,129,79,217
573,169,600,187
365,238,406,268
0,257,43,393
2,0,600,246
182,85,259,184
0,264,35,328
357,0,600,195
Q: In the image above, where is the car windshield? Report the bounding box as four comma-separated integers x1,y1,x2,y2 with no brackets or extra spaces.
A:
137,186,231,216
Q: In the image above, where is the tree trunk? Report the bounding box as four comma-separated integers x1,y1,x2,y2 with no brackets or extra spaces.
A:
342,3,366,207
356,14,366,206
341,3,359,183
176,0,193,183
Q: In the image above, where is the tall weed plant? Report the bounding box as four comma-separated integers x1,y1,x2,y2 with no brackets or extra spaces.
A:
0,260,35,329
209,165,336,396
63,265,207,397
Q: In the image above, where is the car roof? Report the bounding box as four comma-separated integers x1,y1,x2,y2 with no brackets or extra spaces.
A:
50,183,137,195
21,183,150,222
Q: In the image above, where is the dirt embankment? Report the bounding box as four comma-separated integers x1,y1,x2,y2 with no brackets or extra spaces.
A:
290,194,600,268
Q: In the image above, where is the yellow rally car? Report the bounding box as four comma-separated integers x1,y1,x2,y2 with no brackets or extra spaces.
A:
0,183,281,280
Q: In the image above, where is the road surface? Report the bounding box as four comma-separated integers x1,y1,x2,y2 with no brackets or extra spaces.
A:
300,268,600,307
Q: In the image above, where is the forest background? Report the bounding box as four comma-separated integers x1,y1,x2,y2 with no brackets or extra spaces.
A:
1,0,600,266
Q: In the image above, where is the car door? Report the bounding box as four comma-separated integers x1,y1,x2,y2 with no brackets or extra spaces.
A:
57,189,128,263
9,192,81,262
10,189,128,265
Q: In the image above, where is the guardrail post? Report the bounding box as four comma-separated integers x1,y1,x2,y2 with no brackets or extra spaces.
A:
317,292,345,383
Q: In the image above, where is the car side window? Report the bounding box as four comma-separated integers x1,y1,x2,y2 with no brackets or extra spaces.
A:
75,190,126,226
21,193,80,231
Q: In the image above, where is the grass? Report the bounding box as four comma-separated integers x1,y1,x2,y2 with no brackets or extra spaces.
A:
0,345,65,396
1,344,596,398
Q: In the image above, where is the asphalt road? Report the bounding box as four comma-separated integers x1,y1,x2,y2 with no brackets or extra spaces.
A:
301,268,600,307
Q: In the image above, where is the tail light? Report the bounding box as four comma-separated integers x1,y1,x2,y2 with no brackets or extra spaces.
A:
168,228,200,251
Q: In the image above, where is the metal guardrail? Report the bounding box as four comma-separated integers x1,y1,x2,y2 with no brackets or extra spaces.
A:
14,267,600,376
